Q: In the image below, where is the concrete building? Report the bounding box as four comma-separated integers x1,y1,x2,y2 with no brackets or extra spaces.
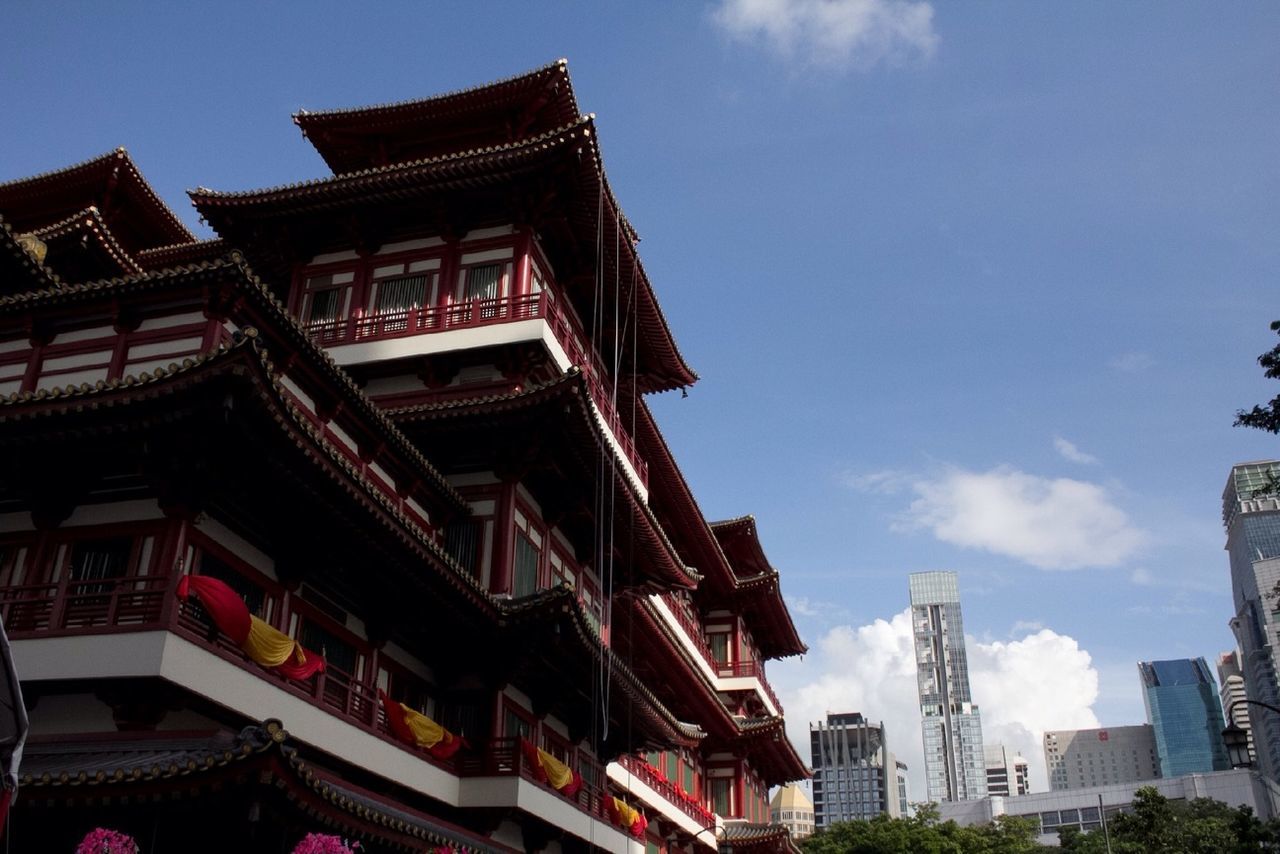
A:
939,769,1280,847
809,712,903,829
770,784,815,840
1139,658,1230,777
909,571,987,802
1224,460,1280,781
895,760,911,816
1043,726,1160,791
1218,649,1256,766
985,744,1030,796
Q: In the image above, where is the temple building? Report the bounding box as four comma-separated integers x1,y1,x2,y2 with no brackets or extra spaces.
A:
0,61,808,853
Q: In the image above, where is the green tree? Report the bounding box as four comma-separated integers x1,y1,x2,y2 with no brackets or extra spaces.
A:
799,805,1051,854
1236,321,1280,433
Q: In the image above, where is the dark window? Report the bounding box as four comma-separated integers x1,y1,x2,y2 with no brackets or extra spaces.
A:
513,533,539,598
69,538,130,589
445,520,480,577
708,633,729,664
711,778,731,815
375,275,428,313
298,619,358,676
504,705,531,739
197,550,267,617
465,265,501,301
307,288,343,323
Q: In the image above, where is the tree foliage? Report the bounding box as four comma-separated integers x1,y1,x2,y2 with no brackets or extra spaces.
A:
799,804,1049,854
1236,321,1280,433
1057,787,1280,854
800,789,1280,854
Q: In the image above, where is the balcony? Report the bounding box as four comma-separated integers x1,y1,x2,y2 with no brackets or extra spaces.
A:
304,291,648,490
715,660,785,716
615,753,716,829
0,573,622,833
651,597,784,716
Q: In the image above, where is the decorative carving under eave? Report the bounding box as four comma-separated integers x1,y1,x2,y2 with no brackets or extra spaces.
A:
15,233,47,265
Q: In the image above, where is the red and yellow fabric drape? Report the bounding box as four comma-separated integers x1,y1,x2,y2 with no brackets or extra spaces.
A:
175,575,325,680
379,692,464,760
604,796,648,838
520,739,584,797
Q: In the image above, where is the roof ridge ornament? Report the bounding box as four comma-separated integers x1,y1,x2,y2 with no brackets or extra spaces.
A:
15,233,46,264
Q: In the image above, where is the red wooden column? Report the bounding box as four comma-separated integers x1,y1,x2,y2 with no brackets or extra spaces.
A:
155,515,191,629
489,481,517,595
514,228,534,297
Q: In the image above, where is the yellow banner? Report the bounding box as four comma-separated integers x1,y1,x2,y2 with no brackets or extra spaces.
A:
401,704,448,749
242,616,304,668
537,748,574,790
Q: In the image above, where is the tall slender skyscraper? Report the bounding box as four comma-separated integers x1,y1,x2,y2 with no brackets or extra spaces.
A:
909,571,987,802
1223,461,1280,780
1139,658,1230,777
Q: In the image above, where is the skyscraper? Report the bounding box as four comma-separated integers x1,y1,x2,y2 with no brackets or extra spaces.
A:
984,744,1031,796
909,571,987,802
1218,650,1255,767
809,712,903,828
1139,658,1230,777
1224,461,1280,780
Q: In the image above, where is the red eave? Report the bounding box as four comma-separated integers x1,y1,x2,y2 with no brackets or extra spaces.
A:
294,59,580,174
191,115,696,395
710,517,807,659
0,148,193,254
388,372,700,593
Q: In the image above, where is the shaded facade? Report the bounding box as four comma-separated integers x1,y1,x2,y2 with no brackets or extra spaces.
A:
909,571,986,802
1224,461,1280,781
1044,725,1160,791
1218,649,1256,766
808,712,902,829
0,62,807,853
1139,658,1230,778
983,744,1029,797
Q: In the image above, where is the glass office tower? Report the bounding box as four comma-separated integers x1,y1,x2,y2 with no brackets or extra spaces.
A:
1138,658,1230,777
909,571,987,802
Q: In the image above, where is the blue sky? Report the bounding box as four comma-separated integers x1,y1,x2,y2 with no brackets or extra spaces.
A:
4,1,1279,794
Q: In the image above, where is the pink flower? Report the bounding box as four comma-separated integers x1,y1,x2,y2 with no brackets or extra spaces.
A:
291,833,361,854
75,828,139,854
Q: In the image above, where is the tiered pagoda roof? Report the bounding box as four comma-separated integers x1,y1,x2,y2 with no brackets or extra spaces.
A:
0,149,193,284
294,59,580,173
387,372,701,593
710,516,806,660
191,61,696,395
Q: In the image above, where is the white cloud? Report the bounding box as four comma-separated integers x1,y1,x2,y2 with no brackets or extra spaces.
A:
776,610,1100,798
786,595,851,620
711,0,939,70
1053,436,1098,465
1109,352,1155,373
899,465,1146,569
843,468,913,494
1131,566,1155,586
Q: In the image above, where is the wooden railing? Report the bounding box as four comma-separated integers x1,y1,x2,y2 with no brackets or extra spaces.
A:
715,659,785,714
616,753,716,827
656,599,784,715
1,575,168,634
456,737,611,822
0,573,626,830
304,292,648,489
